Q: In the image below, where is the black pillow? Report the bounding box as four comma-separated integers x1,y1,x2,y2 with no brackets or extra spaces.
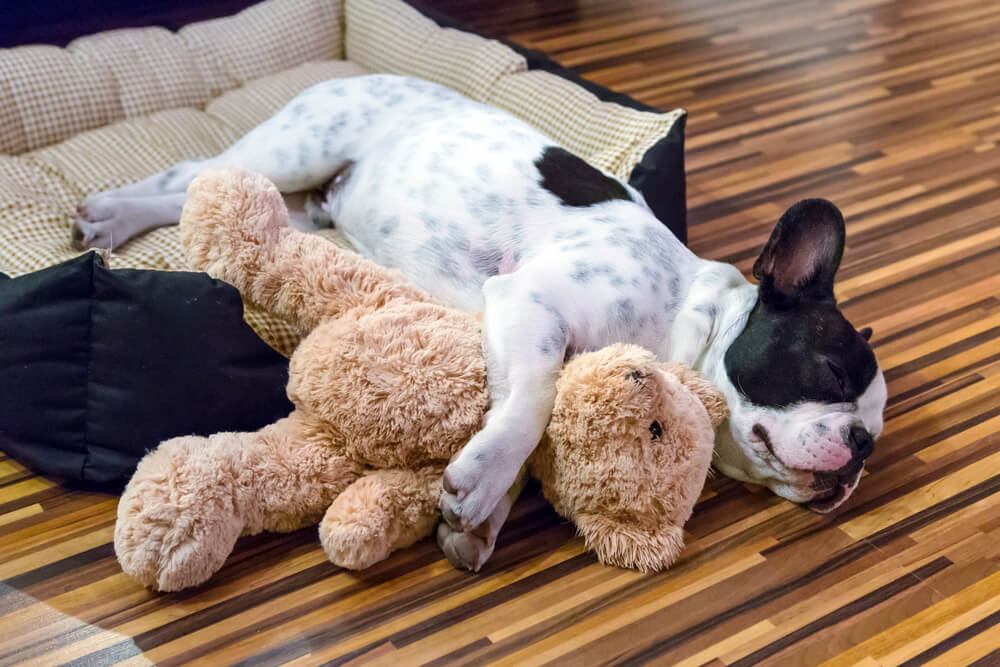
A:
0,252,293,490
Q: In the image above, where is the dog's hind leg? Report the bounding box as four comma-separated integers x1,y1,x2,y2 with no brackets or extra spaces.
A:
74,192,187,250
72,78,375,249
73,158,222,250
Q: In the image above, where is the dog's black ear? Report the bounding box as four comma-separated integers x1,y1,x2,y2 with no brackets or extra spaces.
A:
753,198,845,304
859,326,873,341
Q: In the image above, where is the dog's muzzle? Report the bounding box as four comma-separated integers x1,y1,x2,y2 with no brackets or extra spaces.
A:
806,425,873,513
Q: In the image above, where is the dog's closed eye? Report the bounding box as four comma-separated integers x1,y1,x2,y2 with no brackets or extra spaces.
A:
827,362,848,399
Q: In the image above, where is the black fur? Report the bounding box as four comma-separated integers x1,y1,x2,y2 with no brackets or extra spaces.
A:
535,146,632,207
724,299,878,407
753,198,845,305
726,199,877,408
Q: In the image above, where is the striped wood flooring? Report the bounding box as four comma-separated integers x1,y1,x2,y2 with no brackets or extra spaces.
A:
3,0,1000,664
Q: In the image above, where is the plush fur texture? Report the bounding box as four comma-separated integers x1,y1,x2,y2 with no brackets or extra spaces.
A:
113,168,725,590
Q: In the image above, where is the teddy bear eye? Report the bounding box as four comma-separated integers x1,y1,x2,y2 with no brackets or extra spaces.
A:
649,420,662,440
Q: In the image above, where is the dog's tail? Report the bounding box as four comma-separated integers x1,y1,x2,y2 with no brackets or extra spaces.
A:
181,167,435,333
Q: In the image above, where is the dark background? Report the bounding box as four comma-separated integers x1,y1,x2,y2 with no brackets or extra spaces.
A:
0,0,262,48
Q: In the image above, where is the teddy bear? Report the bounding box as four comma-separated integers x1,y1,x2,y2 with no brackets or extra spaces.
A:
113,167,726,592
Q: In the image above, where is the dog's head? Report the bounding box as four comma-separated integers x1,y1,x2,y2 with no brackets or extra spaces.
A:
709,199,886,512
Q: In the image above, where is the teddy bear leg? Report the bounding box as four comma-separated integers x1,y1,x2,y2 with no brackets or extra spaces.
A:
319,467,442,570
237,421,365,536
115,417,362,591
115,433,250,592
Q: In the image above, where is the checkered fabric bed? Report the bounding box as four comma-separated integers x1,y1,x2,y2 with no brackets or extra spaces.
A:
0,0,686,356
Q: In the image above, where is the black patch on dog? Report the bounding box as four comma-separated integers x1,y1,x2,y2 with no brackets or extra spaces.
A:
725,298,878,407
725,199,877,408
753,198,845,305
535,146,632,207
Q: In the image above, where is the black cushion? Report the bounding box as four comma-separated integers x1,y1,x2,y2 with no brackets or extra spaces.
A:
0,252,293,490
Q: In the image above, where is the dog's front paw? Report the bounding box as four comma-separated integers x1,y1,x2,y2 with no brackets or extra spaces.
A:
437,522,494,572
440,445,511,532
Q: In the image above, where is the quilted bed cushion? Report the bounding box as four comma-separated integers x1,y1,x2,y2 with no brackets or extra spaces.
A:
0,0,687,356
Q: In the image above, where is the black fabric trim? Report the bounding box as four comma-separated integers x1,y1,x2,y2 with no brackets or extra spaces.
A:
630,114,688,244
0,253,294,491
406,1,688,244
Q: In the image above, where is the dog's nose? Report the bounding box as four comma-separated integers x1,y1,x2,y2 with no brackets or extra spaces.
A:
847,425,874,462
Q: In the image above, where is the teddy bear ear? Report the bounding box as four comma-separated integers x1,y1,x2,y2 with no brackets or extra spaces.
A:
660,362,728,429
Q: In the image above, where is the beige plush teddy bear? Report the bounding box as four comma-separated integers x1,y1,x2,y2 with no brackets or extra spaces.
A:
113,168,726,592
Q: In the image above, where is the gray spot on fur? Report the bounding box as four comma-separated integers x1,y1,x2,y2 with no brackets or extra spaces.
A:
609,298,636,327
669,275,681,298
472,248,503,277
379,216,400,236
420,212,441,231
526,191,546,207
445,222,471,253
571,261,593,283
530,292,571,341
158,167,178,191
553,228,587,242
539,329,568,356
415,237,462,280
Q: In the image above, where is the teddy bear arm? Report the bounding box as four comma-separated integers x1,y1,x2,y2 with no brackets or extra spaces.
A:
181,167,436,332
257,231,440,331
319,466,443,570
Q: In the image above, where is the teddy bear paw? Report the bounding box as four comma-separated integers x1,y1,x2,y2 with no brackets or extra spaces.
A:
318,514,393,571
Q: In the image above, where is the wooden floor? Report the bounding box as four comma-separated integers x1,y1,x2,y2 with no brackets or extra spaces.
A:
3,0,1000,664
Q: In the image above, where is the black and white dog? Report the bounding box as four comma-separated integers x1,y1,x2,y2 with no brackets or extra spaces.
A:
74,74,886,569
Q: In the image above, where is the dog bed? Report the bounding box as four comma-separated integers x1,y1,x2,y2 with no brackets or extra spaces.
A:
0,0,687,357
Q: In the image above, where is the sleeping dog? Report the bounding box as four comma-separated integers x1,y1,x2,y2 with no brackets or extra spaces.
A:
73,74,886,570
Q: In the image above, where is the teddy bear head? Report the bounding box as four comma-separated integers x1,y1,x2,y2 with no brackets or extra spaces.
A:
532,343,726,572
